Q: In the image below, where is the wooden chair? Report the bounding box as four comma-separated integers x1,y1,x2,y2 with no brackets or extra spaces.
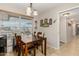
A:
22,43,29,56
15,35,22,56
33,32,44,53
15,35,35,56
37,32,42,38
16,36,21,48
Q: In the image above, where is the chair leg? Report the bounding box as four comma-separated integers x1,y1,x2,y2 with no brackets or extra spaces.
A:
36,45,38,49
41,43,43,53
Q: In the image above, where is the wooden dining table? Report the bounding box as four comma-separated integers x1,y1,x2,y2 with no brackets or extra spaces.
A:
21,35,47,56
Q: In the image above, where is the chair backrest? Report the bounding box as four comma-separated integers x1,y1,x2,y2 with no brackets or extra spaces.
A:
37,32,42,38
16,35,21,46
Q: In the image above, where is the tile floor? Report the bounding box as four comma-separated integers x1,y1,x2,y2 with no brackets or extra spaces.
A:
1,36,79,56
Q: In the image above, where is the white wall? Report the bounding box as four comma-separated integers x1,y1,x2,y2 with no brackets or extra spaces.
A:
60,16,67,43
35,4,79,49
60,15,75,43
72,23,76,36
35,10,59,49
67,14,79,37
66,18,73,42
32,17,40,32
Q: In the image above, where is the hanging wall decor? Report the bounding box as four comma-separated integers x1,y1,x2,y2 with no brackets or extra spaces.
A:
49,18,52,25
53,20,56,23
40,20,43,27
40,18,57,27
35,21,37,29
43,18,49,27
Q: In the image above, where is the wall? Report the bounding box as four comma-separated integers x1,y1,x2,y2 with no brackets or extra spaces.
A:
60,16,67,43
34,10,59,49
35,4,79,49
67,14,78,37
32,17,39,32
72,23,76,36
60,15,74,43
66,17,73,42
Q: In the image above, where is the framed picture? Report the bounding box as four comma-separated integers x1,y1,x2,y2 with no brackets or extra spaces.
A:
40,20,43,27
49,18,52,25
44,18,48,24
43,18,49,27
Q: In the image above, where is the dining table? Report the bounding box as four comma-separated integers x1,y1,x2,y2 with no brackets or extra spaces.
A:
21,34,47,56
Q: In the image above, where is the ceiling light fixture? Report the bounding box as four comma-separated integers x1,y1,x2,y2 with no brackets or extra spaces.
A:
26,3,38,16
63,13,70,17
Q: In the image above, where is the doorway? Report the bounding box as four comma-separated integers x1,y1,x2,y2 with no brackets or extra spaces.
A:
76,24,79,35
59,7,79,48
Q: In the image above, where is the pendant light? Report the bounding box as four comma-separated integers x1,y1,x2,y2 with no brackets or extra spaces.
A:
33,9,38,16
26,3,38,16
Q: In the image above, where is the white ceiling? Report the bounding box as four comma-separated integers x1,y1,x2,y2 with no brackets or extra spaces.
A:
62,7,79,16
0,3,64,14
61,7,79,23
0,3,79,15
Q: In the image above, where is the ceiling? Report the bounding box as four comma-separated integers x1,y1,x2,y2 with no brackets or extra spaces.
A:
0,3,64,15
62,7,79,16
60,7,79,23
0,3,79,15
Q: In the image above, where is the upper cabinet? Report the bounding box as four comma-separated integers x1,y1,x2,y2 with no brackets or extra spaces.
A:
0,9,33,21
0,9,33,32
0,12,8,21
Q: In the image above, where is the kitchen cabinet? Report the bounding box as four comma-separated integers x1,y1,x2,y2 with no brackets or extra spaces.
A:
0,9,33,53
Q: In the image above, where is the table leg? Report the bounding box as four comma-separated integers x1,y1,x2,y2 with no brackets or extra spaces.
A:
33,46,36,56
44,38,46,56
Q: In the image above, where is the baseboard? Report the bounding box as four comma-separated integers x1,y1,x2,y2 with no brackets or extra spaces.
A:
47,43,59,49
